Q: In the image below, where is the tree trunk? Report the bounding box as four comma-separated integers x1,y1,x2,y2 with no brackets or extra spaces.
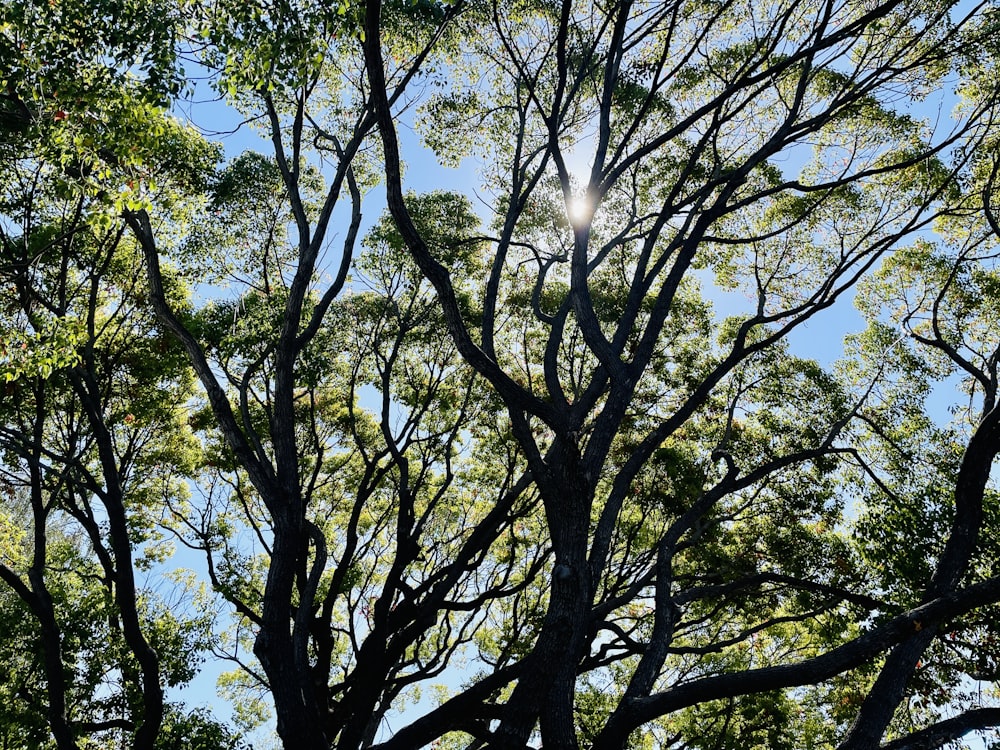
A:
254,522,329,750
496,446,593,749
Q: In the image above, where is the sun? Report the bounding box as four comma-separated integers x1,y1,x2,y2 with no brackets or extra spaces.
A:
567,196,593,226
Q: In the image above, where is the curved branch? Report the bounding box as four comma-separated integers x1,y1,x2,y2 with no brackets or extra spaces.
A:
124,209,278,497
361,0,557,426
593,573,1000,748
880,708,1000,750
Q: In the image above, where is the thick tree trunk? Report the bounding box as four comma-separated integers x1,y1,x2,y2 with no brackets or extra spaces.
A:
255,523,329,750
495,449,593,749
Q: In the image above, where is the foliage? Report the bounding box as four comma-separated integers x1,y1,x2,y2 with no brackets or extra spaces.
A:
5,1,1000,750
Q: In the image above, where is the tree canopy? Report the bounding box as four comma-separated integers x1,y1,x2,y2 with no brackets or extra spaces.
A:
3,0,1000,748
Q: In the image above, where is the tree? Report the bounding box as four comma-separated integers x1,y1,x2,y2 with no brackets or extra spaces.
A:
6,0,1000,749
0,148,232,749
0,1,240,747
358,1,1000,748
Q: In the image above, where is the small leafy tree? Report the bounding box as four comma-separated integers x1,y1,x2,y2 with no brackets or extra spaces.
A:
0,159,227,748
0,1,237,746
